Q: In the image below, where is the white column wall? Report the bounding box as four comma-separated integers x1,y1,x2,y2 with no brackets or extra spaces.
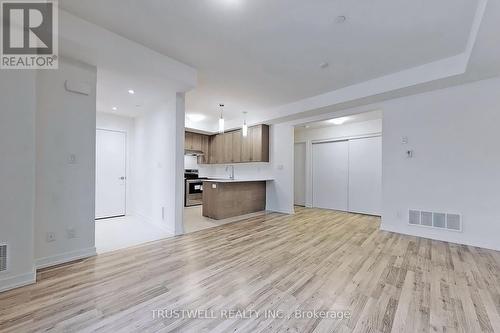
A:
35,58,97,268
0,71,37,292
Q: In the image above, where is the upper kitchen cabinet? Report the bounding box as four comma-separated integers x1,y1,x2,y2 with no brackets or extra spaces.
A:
241,124,269,163
215,125,268,164
232,130,242,163
223,132,233,163
185,131,210,163
209,133,223,164
222,130,242,163
198,134,210,164
187,124,269,165
185,131,203,151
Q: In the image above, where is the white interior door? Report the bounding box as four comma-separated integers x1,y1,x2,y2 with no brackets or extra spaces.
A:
294,143,306,206
348,136,382,215
312,141,349,211
95,129,127,219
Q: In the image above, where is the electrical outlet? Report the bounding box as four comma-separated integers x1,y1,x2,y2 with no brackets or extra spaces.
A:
66,228,76,239
68,154,77,164
46,232,56,243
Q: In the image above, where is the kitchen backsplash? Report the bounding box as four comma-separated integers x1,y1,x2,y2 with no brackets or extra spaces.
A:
198,163,273,179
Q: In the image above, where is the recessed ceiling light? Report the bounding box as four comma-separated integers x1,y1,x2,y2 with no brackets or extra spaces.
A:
335,15,347,24
320,62,329,69
186,113,206,122
329,117,349,125
128,89,135,95
304,125,310,128
112,106,118,111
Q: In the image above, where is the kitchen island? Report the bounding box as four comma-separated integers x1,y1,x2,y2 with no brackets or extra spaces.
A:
202,179,273,220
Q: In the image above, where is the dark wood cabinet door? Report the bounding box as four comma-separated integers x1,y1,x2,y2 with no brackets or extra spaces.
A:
223,132,233,163
232,130,242,163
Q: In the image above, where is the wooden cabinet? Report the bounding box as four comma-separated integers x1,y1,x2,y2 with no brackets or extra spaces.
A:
210,134,223,164
222,130,242,163
185,131,210,164
232,130,242,163
223,132,233,163
251,125,269,162
197,135,210,164
185,132,194,150
241,125,269,163
186,124,269,165
202,181,266,219
241,128,253,162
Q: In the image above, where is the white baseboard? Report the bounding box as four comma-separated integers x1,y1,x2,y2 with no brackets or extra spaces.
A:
0,269,36,293
380,224,500,252
35,247,97,270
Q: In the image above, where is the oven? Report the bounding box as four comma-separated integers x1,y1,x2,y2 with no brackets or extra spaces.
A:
184,169,205,207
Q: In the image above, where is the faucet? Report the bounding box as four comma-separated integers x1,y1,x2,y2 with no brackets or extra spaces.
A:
226,165,235,180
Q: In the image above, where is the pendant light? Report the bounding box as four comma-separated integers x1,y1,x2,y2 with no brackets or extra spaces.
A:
218,104,225,134
242,111,248,137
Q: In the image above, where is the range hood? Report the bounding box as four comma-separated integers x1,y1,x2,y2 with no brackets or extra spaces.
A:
184,149,205,156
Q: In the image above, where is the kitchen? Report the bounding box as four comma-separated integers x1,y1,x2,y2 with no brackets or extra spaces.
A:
183,124,274,233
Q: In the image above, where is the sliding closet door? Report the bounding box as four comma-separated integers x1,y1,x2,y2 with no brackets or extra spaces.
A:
348,136,382,215
312,141,349,211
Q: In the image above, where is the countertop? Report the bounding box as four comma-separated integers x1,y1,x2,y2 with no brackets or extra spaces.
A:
203,178,274,183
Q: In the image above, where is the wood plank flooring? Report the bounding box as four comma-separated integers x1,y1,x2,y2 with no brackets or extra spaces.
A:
1,207,500,332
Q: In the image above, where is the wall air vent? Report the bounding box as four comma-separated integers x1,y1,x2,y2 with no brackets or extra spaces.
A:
0,244,6,272
409,210,420,225
408,210,462,232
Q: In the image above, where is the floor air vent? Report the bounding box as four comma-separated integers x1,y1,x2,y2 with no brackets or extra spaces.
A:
408,210,462,232
0,244,6,272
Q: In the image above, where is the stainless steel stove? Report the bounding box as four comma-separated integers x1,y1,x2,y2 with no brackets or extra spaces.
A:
184,169,206,207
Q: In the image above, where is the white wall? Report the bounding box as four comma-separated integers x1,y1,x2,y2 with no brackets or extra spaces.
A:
294,119,383,207
382,76,500,251
0,9,194,293
275,76,500,251
132,97,179,234
0,72,37,292
96,112,135,214
266,124,295,214
35,58,97,268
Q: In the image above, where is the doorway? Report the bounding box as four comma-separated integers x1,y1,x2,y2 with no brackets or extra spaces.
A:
95,129,127,219
294,142,306,206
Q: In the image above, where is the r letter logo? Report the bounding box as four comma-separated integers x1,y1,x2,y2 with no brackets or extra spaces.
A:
1,0,58,69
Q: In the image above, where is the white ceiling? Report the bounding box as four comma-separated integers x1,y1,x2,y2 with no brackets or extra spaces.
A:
60,0,480,128
297,110,382,129
96,69,176,117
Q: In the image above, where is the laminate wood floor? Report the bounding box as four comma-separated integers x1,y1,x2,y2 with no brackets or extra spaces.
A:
1,207,500,333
